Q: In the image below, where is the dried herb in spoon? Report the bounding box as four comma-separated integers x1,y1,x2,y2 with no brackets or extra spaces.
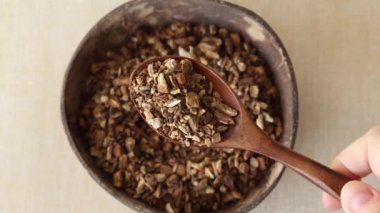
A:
130,58,238,147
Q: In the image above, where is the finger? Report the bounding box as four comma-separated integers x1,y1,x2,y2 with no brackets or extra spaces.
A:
322,192,341,210
358,195,380,213
322,160,361,210
341,181,380,213
333,126,380,178
322,126,380,210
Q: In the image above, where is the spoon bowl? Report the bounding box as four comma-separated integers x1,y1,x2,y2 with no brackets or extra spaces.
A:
130,56,351,200
129,55,243,145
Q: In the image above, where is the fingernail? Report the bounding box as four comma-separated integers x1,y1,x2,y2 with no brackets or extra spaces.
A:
350,192,372,211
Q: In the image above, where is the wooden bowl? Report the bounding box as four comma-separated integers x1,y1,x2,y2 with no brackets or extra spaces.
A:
61,0,298,212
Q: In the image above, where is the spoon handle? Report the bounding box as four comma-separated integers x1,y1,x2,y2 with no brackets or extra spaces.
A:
258,141,351,200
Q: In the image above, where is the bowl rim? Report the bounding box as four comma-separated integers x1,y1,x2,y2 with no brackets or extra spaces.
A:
60,0,299,212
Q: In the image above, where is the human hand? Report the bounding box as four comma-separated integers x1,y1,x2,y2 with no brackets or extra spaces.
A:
322,127,380,213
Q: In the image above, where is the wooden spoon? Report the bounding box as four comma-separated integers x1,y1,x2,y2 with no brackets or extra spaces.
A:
129,56,351,200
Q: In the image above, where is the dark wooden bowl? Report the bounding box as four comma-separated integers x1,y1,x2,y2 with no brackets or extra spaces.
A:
61,0,298,212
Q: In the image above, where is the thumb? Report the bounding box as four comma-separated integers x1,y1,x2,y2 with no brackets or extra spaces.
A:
341,180,380,213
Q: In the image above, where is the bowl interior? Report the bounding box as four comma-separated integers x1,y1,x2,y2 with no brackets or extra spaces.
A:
62,0,298,212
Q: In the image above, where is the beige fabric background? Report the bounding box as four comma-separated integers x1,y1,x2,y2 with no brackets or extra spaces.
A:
0,0,379,212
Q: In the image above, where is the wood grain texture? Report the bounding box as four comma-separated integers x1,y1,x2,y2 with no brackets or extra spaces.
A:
0,0,379,212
